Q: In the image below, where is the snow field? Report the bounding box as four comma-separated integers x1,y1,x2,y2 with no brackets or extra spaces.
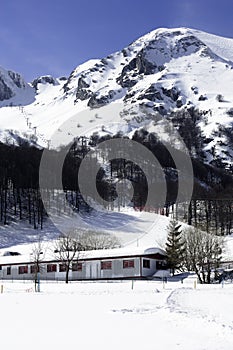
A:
0,280,232,350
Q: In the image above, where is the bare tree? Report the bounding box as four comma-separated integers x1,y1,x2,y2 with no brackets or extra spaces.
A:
78,230,121,250
182,227,224,284
30,237,46,291
54,231,83,283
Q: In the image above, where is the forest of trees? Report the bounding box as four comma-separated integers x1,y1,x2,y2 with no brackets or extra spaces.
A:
0,108,233,236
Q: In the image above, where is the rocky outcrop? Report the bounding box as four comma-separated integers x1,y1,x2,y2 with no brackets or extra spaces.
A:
75,76,93,101
0,76,14,101
87,90,116,108
31,75,57,90
161,87,179,101
139,85,163,101
117,49,164,89
198,94,208,101
116,58,138,88
0,70,28,101
174,35,205,55
136,51,163,75
8,71,26,88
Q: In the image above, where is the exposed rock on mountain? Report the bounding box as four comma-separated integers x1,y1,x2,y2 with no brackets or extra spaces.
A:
31,75,57,90
0,27,233,169
0,68,27,101
0,75,13,101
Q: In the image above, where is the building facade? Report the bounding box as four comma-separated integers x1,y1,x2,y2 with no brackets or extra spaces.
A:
0,246,167,281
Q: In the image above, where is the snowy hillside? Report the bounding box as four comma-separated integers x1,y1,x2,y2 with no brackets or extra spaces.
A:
0,209,232,261
0,27,233,165
0,207,170,248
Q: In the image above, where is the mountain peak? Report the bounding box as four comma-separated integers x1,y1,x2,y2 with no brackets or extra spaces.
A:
31,75,58,90
0,27,233,168
0,67,28,101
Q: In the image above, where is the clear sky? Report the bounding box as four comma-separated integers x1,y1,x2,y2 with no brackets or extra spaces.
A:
1,0,233,82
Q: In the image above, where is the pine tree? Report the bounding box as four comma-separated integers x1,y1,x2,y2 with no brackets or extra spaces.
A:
165,218,185,276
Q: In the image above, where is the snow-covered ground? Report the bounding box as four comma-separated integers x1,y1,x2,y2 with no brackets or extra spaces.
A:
0,279,232,350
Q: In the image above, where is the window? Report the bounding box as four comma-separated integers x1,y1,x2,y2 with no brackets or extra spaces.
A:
101,261,112,270
30,265,42,274
7,266,11,275
30,265,40,274
143,259,150,269
123,259,134,269
0,265,2,270
18,265,28,274
47,264,57,273
59,264,66,272
72,263,82,271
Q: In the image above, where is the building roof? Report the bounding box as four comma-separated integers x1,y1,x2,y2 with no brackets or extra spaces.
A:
0,243,166,266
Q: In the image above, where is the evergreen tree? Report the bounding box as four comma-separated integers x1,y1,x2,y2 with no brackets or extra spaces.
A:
165,218,185,275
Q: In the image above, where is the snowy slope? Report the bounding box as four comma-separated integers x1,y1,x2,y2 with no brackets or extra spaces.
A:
194,29,233,62
0,207,170,248
1,209,232,262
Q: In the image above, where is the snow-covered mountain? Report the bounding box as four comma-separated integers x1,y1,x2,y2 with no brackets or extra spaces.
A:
0,27,233,165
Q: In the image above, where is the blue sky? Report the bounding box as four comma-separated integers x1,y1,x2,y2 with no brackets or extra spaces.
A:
1,0,233,81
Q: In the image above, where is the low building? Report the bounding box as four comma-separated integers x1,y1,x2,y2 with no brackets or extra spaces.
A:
0,246,167,281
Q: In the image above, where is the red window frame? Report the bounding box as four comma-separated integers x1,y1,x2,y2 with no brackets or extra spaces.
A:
72,262,82,271
30,265,39,274
101,261,112,270
18,265,28,274
123,259,134,269
47,264,57,273
59,264,67,272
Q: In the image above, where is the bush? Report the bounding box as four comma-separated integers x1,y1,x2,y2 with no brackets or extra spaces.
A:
226,108,233,116
216,94,224,102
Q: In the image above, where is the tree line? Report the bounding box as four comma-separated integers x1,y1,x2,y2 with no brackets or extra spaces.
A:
0,119,233,233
